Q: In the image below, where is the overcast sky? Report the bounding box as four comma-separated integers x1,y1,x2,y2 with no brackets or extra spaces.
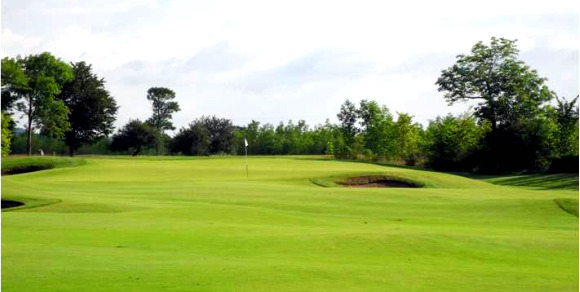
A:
2,0,578,132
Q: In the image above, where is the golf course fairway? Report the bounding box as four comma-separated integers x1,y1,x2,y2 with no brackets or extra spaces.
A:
1,156,578,291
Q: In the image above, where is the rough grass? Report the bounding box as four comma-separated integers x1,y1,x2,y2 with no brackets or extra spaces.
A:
1,156,578,291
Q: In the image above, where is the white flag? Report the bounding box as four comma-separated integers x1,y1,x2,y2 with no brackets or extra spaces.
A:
244,138,248,147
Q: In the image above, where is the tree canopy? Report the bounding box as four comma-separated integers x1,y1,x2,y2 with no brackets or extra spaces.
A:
146,87,180,155
57,62,118,156
1,52,74,155
436,37,554,130
111,120,156,156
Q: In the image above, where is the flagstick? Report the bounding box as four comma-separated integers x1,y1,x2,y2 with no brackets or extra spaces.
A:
245,144,249,178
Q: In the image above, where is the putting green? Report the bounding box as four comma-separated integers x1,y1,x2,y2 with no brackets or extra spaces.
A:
1,156,578,291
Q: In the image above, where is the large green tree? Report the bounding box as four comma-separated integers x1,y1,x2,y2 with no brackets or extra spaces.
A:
435,37,554,131
146,87,180,155
1,53,74,155
57,62,118,156
436,37,557,172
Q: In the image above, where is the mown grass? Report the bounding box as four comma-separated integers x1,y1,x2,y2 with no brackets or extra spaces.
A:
475,173,579,190
554,198,579,217
1,156,578,291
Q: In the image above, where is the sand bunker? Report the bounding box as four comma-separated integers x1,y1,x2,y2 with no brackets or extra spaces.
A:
338,176,421,188
1,200,24,209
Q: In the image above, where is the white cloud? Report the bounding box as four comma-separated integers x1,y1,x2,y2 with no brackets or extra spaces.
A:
1,0,578,131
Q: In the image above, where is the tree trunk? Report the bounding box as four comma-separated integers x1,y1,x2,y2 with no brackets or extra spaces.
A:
26,97,33,156
69,145,75,157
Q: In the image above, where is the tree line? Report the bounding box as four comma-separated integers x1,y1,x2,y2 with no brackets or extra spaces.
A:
2,37,578,173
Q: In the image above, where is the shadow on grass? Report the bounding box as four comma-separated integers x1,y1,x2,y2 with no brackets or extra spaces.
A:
473,173,579,190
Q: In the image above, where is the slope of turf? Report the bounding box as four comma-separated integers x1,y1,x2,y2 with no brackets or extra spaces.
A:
554,198,579,217
475,173,579,190
1,156,578,291
1,156,85,175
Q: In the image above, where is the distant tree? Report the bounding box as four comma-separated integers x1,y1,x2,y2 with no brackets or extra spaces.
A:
1,53,74,155
198,116,235,154
111,120,156,156
553,95,579,157
325,141,334,156
244,120,260,154
146,87,180,155
170,116,234,155
170,122,210,155
394,113,422,165
274,122,286,154
57,62,118,156
337,100,359,153
424,114,484,171
1,112,13,156
357,99,395,159
257,123,276,154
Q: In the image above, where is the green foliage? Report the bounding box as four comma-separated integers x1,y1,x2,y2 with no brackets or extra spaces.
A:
233,119,334,156
357,100,396,159
146,87,180,155
436,37,554,129
552,95,579,157
424,114,484,171
325,141,334,156
435,37,570,173
111,120,156,156
171,123,210,155
1,58,28,111
169,116,233,155
1,53,74,155
57,62,118,156
1,112,13,156
337,99,359,147
11,130,67,155
394,113,422,165
77,137,113,155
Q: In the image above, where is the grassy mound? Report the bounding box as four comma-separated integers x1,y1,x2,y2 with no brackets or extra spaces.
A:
1,156,85,175
554,198,579,217
472,173,579,190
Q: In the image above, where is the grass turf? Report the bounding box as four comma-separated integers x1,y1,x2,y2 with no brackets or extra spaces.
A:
1,156,578,291
473,173,579,191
